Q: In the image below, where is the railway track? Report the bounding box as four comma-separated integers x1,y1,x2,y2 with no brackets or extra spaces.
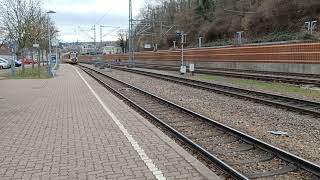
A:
79,65,320,179
87,64,320,117
125,63,320,86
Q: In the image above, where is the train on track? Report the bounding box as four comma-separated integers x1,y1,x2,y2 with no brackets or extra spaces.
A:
64,52,78,64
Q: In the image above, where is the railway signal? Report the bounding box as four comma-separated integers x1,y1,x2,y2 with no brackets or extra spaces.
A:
176,31,187,74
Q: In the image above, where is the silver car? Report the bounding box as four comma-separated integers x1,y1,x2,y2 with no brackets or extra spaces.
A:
0,58,10,69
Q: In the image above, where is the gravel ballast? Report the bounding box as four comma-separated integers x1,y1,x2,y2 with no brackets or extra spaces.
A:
85,64,320,166
135,67,320,102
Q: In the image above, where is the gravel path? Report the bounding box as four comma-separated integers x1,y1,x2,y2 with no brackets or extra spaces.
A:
86,64,320,165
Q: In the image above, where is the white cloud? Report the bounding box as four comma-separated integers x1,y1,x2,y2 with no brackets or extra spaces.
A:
44,0,145,42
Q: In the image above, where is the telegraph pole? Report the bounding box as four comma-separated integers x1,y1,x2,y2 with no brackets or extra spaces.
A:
100,25,103,47
93,25,97,53
128,0,133,67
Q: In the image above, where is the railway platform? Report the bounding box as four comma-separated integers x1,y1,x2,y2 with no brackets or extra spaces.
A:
0,64,220,180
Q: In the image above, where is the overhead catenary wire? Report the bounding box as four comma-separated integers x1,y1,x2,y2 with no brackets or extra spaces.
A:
94,8,113,25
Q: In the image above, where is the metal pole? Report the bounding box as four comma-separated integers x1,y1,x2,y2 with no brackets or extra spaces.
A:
173,41,176,49
160,21,163,38
181,32,184,66
37,48,40,77
181,43,184,66
199,37,202,48
128,0,133,67
46,10,56,76
48,14,52,76
94,25,96,54
10,44,15,76
100,25,102,46
56,43,58,65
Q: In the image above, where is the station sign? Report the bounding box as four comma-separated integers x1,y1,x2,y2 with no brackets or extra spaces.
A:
189,64,195,72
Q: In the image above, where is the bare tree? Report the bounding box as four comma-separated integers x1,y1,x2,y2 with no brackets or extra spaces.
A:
0,0,58,73
117,30,128,53
0,27,8,48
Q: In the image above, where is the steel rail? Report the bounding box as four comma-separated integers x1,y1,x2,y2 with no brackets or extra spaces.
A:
79,65,248,179
125,63,320,86
101,65,320,117
79,64,320,179
131,62,320,78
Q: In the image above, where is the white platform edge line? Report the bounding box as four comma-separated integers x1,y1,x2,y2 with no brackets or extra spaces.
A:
74,66,167,180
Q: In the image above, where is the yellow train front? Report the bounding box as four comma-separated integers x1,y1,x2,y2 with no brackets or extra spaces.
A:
65,52,78,64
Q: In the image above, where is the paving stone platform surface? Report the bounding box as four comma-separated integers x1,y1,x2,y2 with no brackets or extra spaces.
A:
0,64,220,180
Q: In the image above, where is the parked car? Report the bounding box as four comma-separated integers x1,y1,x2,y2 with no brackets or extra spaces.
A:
0,58,10,69
23,59,34,64
15,59,22,67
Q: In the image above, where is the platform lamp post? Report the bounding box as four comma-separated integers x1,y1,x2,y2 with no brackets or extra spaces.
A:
128,0,133,67
10,42,17,76
47,10,56,77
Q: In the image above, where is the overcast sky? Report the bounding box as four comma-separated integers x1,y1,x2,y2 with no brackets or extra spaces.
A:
44,0,145,43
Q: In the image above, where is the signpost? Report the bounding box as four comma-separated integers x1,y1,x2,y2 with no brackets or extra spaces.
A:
144,44,151,49
51,39,59,76
33,44,40,77
189,64,195,76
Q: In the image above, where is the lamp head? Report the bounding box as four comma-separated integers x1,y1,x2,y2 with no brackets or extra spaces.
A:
47,10,56,14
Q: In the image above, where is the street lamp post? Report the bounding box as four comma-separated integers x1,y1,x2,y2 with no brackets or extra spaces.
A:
10,42,16,76
47,10,56,77
128,0,132,67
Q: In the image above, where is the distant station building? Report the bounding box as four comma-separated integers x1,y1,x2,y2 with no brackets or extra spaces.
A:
80,43,95,55
0,45,11,60
101,46,122,55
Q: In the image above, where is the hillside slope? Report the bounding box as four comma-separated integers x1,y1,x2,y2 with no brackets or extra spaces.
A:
134,0,320,49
